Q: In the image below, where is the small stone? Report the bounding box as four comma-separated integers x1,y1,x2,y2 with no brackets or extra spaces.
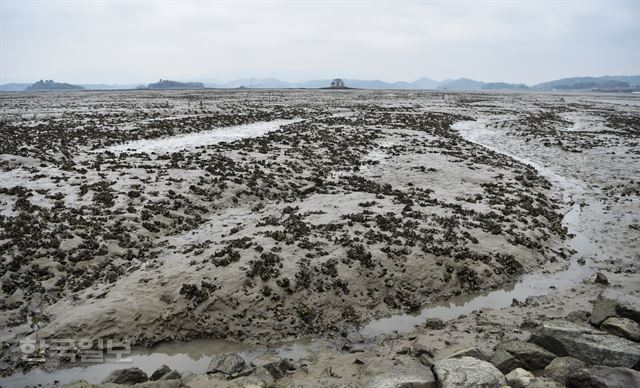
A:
101,367,148,385
396,345,411,355
250,354,282,368
527,377,565,387
207,353,246,375
346,331,364,344
250,354,293,380
577,258,586,265
594,272,608,285
565,310,590,322
424,317,445,330
158,370,181,381
520,319,539,329
505,368,534,388
411,343,434,357
446,346,490,361
348,343,367,353
543,357,586,385
150,365,171,381
418,354,434,367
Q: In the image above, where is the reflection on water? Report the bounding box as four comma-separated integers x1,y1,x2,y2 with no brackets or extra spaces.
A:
0,338,328,386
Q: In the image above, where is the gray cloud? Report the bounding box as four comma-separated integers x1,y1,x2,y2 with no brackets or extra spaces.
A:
1,0,639,84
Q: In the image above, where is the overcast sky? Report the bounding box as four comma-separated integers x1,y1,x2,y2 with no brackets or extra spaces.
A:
1,0,639,85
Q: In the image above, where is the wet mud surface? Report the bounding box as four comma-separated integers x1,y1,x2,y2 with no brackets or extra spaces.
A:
0,90,638,386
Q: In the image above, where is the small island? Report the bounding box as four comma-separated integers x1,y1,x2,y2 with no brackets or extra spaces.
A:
26,80,84,91
321,78,353,90
145,79,205,90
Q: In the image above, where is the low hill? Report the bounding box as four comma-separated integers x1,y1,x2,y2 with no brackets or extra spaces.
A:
482,82,529,90
26,80,84,91
146,79,205,89
0,83,30,92
534,75,640,90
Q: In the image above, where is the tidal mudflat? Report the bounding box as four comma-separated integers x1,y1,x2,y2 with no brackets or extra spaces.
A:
0,90,638,387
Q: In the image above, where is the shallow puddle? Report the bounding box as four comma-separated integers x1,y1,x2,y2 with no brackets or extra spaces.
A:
0,338,330,386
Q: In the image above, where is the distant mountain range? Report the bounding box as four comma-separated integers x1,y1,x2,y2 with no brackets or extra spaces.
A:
2,75,639,92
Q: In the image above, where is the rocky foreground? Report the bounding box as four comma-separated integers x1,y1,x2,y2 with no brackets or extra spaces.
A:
65,280,640,387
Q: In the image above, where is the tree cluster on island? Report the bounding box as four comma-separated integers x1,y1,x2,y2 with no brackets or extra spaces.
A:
26,80,84,91
144,79,205,89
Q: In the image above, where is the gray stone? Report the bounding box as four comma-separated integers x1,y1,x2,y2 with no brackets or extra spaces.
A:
446,346,490,361
530,319,640,369
490,348,521,374
249,366,276,386
433,356,506,388
364,358,436,388
411,343,435,358
250,354,282,368
565,310,590,323
249,354,294,380
527,377,565,388
418,354,434,367
348,343,367,353
101,367,149,385
594,272,608,285
158,370,181,381
424,318,445,330
496,340,555,370
590,289,640,326
602,316,640,342
207,353,246,375
543,356,586,385
150,365,171,381
566,366,640,388
590,295,618,326
346,331,365,344
505,367,534,388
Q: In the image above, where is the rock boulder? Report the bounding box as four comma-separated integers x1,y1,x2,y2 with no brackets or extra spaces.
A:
566,366,640,388
530,320,640,369
495,340,555,371
207,353,246,376
602,317,640,342
543,356,586,385
590,290,640,326
433,356,506,388
101,367,149,385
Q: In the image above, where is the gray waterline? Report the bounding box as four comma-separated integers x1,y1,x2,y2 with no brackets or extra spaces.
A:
0,119,597,387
